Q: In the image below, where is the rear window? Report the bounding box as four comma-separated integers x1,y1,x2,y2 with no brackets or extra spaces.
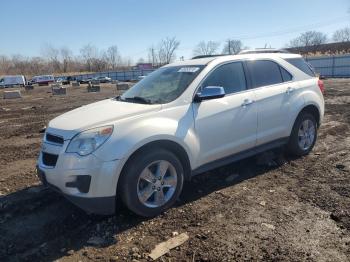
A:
285,58,315,77
246,60,283,88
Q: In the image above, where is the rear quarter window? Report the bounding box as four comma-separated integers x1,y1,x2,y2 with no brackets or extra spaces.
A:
280,66,293,82
285,58,315,77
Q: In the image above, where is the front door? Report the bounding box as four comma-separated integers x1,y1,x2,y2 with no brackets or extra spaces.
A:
193,61,258,168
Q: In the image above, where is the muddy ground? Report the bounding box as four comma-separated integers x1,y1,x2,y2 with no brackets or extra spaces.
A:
0,79,349,261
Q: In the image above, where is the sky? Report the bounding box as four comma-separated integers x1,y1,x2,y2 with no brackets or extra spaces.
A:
0,0,349,62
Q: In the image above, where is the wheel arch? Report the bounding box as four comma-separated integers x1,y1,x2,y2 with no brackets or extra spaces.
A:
297,104,321,127
116,139,192,197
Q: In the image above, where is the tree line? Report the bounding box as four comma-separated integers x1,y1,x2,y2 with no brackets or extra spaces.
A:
1,27,349,76
192,27,350,56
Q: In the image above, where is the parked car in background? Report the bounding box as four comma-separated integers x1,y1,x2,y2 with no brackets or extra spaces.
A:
0,75,26,88
56,76,70,85
32,75,55,86
138,75,146,81
37,51,324,217
27,78,36,85
94,76,112,83
79,78,93,84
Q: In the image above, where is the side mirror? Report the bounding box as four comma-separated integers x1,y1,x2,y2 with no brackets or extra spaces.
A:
194,86,225,102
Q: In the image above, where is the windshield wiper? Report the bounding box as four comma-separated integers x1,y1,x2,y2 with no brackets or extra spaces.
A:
119,96,152,104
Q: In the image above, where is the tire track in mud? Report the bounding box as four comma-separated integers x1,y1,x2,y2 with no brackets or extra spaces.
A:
0,143,41,165
0,186,96,261
0,80,350,261
0,85,121,261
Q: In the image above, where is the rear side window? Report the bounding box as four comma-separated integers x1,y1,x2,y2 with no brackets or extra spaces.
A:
202,62,246,94
280,66,293,82
285,58,315,77
246,60,283,88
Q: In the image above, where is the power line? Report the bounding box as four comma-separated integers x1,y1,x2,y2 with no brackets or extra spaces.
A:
229,16,350,40
178,16,350,53
128,16,350,59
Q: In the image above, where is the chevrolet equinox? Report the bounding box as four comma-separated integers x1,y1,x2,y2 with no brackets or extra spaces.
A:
37,51,325,217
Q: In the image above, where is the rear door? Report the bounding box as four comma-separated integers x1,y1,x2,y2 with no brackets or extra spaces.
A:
246,60,297,146
193,61,258,167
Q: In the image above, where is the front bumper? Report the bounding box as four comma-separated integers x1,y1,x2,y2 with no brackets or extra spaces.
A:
37,167,115,214
37,139,122,215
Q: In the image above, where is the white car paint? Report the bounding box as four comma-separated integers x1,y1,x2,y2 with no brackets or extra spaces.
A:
0,75,25,87
37,52,325,214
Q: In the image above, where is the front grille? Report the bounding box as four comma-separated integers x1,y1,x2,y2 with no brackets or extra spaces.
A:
46,133,64,145
42,152,58,167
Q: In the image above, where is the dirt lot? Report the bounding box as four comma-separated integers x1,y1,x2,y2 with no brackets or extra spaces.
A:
0,79,349,261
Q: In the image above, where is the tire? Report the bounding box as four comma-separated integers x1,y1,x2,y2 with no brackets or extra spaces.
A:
287,112,317,156
120,148,184,217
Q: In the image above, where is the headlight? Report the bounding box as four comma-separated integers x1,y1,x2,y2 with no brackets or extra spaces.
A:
66,125,113,156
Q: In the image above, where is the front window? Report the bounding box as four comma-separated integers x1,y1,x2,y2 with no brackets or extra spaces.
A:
120,65,205,104
201,62,247,94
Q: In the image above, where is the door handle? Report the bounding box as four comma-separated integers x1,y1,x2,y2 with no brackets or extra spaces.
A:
241,99,255,107
286,87,295,94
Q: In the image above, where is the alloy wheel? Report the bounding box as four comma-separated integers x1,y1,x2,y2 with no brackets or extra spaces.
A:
298,119,316,151
137,160,178,208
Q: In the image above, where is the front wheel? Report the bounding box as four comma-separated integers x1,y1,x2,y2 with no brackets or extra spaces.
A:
120,149,184,217
287,112,317,156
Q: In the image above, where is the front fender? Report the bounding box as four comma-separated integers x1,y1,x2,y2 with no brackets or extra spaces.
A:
94,110,199,170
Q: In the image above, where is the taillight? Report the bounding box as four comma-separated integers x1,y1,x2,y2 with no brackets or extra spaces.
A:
318,79,324,94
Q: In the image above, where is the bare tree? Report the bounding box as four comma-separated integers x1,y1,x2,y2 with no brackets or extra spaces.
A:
222,39,243,55
60,47,72,73
80,44,99,71
28,57,47,75
11,55,29,74
0,55,12,74
0,54,50,76
333,27,350,42
90,58,108,71
193,41,220,56
41,43,60,72
158,37,180,65
105,45,121,70
288,31,327,47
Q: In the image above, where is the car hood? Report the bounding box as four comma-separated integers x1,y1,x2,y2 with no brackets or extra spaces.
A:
47,98,162,139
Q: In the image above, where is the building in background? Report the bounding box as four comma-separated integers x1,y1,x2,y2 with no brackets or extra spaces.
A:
133,63,153,70
286,42,350,56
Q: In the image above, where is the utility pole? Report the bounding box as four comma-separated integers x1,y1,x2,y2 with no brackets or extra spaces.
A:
151,47,155,67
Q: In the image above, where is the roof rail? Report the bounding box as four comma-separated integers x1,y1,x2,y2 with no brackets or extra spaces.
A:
191,54,228,59
238,48,290,54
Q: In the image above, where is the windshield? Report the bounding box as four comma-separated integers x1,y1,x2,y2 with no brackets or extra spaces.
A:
120,65,204,104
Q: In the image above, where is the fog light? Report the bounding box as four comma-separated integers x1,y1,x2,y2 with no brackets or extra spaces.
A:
66,175,91,193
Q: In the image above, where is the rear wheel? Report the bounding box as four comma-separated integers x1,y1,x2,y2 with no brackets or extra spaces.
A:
120,149,184,217
287,112,317,156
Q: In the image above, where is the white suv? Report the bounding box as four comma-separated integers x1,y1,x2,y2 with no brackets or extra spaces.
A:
37,52,324,217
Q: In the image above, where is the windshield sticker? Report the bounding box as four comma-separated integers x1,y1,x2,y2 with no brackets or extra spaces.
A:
178,67,200,73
